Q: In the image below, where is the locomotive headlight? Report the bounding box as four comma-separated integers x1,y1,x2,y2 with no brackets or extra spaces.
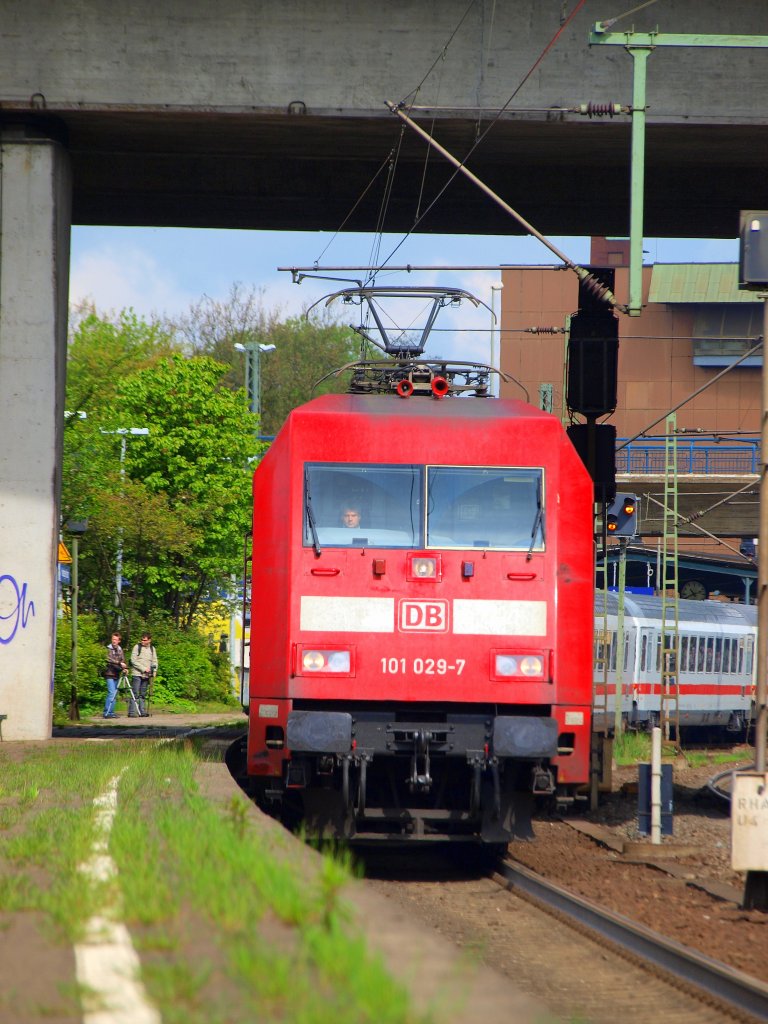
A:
493,651,547,680
519,655,544,677
413,557,436,577
495,655,519,677
300,649,352,673
406,553,442,581
326,650,351,672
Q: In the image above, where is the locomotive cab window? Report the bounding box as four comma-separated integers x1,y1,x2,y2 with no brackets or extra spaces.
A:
303,462,545,552
426,466,545,551
303,463,423,549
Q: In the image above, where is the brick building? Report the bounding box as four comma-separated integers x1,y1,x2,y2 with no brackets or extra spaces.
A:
497,239,763,599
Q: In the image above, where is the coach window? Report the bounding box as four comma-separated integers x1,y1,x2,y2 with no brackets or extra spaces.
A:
708,638,720,671
714,637,722,672
640,634,648,672
426,466,544,551
731,638,739,673
697,636,706,673
745,636,754,676
722,637,731,674
680,635,689,672
610,631,617,671
303,463,423,548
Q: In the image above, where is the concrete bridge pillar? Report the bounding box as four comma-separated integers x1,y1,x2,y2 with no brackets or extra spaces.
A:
0,127,71,740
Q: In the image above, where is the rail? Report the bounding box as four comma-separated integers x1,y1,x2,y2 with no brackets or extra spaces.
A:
617,440,759,475
495,857,768,1021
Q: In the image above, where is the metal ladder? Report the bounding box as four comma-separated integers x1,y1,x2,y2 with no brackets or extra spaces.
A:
659,414,681,742
591,552,612,808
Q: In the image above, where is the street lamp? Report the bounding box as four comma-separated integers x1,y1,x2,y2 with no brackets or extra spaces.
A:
100,427,150,609
490,282,504,398
234,340,276,419
65,518,87,721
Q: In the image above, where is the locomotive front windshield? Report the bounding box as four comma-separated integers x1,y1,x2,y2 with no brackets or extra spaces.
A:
303,463,545,551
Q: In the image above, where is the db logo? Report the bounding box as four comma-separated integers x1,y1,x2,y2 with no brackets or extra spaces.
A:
398,599,449,632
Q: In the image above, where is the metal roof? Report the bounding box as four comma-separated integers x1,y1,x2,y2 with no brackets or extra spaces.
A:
649,264,757,304
596,590,756,627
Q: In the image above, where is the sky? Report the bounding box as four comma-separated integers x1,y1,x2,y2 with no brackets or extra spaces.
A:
68,226,740,365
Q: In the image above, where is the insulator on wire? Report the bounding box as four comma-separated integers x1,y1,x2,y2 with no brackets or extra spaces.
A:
580,273,615,305
525,326,566,334
577,102,623,118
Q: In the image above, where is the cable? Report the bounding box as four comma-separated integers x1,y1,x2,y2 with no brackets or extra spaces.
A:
380,0,590,271
400,0,479,109
313,148,400,267
599,0,661,31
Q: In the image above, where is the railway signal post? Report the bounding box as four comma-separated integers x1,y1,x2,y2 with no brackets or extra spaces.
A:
736,212,768,910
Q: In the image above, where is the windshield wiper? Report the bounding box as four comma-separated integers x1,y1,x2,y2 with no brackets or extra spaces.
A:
304,466,322,556
526,476,544,562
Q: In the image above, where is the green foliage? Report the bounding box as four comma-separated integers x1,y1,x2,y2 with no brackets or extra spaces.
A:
115,353,263,624
172,284,359,437
258,312,360,436
138,619,235,707
53,613,108,722
53,614,236,719
66,304,176,415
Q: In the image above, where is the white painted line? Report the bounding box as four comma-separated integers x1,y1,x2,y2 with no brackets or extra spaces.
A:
74,773,161,1024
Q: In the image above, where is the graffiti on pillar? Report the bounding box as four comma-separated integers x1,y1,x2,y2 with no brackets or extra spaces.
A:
0,574,36,644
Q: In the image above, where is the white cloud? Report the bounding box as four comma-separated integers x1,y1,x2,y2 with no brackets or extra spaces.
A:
69,244,197,319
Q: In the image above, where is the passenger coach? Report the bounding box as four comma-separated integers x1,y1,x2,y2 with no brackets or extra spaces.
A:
246,391,594,843
594,591,756,733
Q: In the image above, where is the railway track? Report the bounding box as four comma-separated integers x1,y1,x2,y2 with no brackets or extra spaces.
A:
496,856,768,1023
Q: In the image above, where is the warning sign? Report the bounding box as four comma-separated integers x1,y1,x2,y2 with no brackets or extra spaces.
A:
58,541,72,564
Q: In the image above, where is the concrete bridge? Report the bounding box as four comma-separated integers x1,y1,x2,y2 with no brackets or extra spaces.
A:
1,0,767,738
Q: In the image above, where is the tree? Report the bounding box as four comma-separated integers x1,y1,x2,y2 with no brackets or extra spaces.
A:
258,313,360,435
66,304,176,415
116,353,263,626
171,284,359,436
62,308,184,632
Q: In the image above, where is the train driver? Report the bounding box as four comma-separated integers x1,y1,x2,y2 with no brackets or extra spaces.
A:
340,505,362,528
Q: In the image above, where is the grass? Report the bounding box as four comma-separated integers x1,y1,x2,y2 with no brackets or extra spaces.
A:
683,749,750,769
613,729,752,769
0,736,428,1024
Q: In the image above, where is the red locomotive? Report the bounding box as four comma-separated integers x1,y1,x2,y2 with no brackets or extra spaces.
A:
245,370,594,844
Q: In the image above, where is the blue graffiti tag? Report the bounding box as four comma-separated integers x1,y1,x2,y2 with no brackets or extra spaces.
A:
0,574,36,644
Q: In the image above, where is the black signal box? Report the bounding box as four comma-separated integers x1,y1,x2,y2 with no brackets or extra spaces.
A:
739,211,768,290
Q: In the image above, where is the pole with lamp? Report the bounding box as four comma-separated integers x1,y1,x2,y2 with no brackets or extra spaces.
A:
735,211,768,910
100,427,150,612
234,340,276,424
490,282,503,398
66,519,87,721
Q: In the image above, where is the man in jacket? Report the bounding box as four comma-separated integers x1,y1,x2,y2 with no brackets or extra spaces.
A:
129,632,158,717
104,632,126,719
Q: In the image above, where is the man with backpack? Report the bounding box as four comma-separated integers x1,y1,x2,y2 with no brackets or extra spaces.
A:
129,632,158,717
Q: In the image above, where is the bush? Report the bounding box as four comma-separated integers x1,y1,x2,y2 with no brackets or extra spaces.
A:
124,619,236,709
54,613,109,722
53,614,237,722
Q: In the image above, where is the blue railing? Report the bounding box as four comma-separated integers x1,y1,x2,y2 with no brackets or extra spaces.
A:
616,439,760,475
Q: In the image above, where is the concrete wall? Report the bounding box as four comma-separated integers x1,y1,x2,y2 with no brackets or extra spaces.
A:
0,1,766,235
0,132,71,739
3,0,766,119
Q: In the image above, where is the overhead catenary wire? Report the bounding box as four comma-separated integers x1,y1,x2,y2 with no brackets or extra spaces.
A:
378,0,591,274
313,148,402,267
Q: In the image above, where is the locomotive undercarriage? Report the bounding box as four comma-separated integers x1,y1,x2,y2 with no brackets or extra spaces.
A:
267,705,560,843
